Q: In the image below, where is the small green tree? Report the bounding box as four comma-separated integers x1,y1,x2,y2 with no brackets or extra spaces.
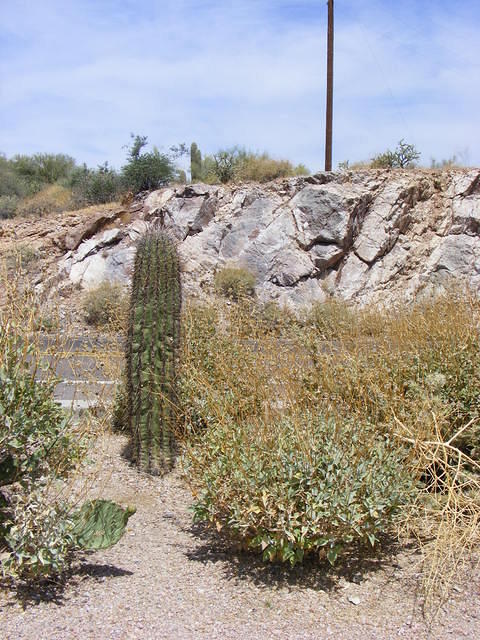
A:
121,135,176,194
371,140,421,169
190,142,203,182
11,153,76,189
212,148,243,183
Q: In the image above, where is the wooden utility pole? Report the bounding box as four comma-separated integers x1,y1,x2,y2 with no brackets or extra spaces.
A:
325,0,334,171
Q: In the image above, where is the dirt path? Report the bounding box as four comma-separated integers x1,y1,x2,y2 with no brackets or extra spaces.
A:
1,434,479,640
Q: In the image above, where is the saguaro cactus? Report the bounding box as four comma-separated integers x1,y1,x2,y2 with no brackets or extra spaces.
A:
126,229,182,474
190,142,202,182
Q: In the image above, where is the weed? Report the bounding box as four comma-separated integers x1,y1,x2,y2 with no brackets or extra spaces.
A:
214,266,256,301
81,281,128,329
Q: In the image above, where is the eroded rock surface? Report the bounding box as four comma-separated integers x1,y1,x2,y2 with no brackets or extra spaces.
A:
3,169,480,308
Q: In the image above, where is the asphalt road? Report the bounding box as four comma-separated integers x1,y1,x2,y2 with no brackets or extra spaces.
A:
35,335,124,412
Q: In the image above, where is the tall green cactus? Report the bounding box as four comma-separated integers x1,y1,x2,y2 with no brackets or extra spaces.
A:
190,142,203,182
126,229,182,474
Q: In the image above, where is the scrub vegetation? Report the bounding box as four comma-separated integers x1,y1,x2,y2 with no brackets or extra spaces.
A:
179,291,480,611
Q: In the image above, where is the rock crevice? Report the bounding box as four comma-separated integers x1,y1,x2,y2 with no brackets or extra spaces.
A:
55,168,480,307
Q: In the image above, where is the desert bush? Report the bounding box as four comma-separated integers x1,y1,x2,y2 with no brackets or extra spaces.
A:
214,266,256,300
71,162,121,206
250,301,300,337
10,153,76,187
186,414,413,565
121,134,176,194
111,382,128,433
1,485,77,580
0,273,135,583
0,155,28,217
0,195,20,219
200,148,309,184
371,139,421,169
0,154,31,200
303,292,480,458
305,298,359,340
430,156,461,169
2,485,135,581
180,302,273,433
211,149,235,183
81,281,128,329
237,153,308,182
15,184,73,217
180,291,480,607
4,244,40,271
0,324,83,487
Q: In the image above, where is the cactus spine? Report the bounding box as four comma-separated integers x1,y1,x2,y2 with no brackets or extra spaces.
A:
126,229,181,474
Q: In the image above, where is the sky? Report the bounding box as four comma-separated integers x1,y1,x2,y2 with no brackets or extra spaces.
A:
1,0,479,173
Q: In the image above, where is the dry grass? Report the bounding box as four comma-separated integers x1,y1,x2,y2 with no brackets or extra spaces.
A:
236,153,309,182
15,184,74,217
179,291,480,615
81,281,129,329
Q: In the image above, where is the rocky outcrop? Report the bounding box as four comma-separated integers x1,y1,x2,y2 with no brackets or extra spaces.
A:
56,168,480,307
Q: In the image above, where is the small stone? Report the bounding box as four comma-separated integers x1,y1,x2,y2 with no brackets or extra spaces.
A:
348,595,361,605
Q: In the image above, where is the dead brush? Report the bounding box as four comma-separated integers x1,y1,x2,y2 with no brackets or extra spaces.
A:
300,290,480,612
394,413,480,618
180,289,480,615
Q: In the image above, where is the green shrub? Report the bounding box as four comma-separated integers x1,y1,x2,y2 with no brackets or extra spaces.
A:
179,302,271,433
71,162,122,206
111,381,128,432
302,292,480,460
251,301,299,336
200,147,309,184
1,486,77,580
2,488,135,581
0,154,30,199
306,299,358,340
0,284,134,583
186,414,414,566
4,244,40,270
371,140,421,169
180,292,480,603
0,195,19,219
10,153,76,188
214,266,256,300
81,281,128,328
0,328,82,488
121,134,175,194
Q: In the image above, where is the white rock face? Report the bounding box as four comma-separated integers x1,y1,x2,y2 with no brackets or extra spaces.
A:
58,169,480,307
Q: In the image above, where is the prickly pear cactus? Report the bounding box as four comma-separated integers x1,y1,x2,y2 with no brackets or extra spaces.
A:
126,229,182,474
73,499,136,551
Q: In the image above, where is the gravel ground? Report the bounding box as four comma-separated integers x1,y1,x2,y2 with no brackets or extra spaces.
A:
1,434,479,640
